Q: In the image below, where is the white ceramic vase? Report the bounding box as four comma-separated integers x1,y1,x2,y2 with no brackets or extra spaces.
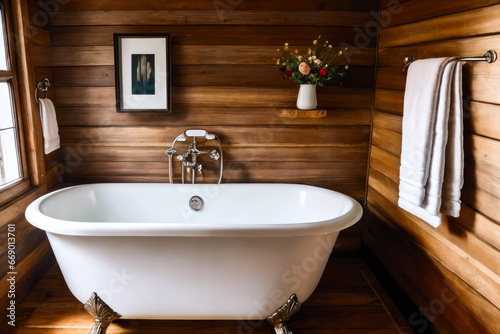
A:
296,84,317,110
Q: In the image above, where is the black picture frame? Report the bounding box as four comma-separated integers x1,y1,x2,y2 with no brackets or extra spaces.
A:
114,34,171,112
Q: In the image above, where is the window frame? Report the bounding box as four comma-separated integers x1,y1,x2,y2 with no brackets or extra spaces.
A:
0,0,35,205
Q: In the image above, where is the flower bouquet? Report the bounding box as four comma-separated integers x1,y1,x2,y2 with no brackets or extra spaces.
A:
276,36,349,109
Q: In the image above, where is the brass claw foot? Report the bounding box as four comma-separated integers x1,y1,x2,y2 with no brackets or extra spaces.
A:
84,292,121,334
266,294,302,334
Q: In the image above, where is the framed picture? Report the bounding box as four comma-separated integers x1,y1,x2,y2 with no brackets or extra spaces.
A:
114,34,171,112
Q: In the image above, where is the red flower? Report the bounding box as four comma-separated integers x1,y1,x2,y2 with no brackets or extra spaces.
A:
319,68,327,77
285,70,293,77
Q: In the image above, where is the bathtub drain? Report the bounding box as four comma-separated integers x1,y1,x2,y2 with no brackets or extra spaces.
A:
189,196,203,211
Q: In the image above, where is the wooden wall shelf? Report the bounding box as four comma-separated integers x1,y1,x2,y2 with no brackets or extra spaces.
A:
277,109,327,118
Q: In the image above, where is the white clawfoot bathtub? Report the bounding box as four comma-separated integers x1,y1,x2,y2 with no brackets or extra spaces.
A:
26,183,362,321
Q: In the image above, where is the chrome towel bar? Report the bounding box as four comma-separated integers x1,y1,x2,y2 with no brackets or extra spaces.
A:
403,50,497,71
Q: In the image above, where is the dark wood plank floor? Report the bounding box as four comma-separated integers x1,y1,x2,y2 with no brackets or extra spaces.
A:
2,257,413,333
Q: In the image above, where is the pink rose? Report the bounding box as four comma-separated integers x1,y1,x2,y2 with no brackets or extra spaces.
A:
298,62,311,75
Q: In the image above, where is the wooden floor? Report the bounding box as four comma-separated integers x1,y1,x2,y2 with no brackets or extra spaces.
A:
1,257,413,333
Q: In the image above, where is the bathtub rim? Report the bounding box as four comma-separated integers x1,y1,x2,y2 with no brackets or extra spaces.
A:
25,183,363,237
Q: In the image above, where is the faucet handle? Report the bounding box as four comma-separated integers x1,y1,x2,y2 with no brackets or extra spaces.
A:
210,148,221,161
165,147,176,156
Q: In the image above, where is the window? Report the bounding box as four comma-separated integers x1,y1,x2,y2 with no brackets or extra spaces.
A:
0,0,30,204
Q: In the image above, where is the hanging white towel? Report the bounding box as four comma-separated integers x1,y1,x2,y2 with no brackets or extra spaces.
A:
38,98,60,154
441,61,465,217
419,60,457,217
398,57,464,228
398,58,454,207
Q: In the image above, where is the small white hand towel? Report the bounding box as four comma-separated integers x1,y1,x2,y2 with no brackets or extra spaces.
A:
398,57,464,228
38,98,60,154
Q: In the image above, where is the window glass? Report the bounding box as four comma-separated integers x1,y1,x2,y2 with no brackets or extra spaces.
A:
0,82,14,129
0,3,22,190
0,6,7,70
0,128,21,186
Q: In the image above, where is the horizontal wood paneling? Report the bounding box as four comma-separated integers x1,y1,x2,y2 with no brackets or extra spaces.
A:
55,107,372,127
30,26,50,47
63,161,367,178
50,26,375,47
55,0,379,11
51,10,373,27
371,117,500,223
27,3,48,28
0,227,46,275
368,168,500,279
448,203,500,252
364,206,499,334
371,126,401,157
467,102,500,141
46,164,64,189
31,45,51,67
0,216,38,264
378,34,500,67
380,0,412,9
43,148,61,171
377,64,500,106
53,66,115,87
367,1,500,332
54,86,374,109
367,189,500,326
0,239,54,325
49,0,377,255
369,146,399,182
374,67,405,91
379,3,500,48
59,126,370,147
0,1,56,325
52,65,374,88
373,89,403,114
380,0,500,28
372,98,500,138
52,45,376,67
61,146,369,163
372,110,401,133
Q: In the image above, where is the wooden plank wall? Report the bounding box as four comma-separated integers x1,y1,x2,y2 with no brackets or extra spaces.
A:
0,0,56,325
365,0,500,332
28,1,64,188
48,0,379,251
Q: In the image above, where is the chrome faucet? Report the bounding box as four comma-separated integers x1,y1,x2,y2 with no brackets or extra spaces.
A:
166,129,223,184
